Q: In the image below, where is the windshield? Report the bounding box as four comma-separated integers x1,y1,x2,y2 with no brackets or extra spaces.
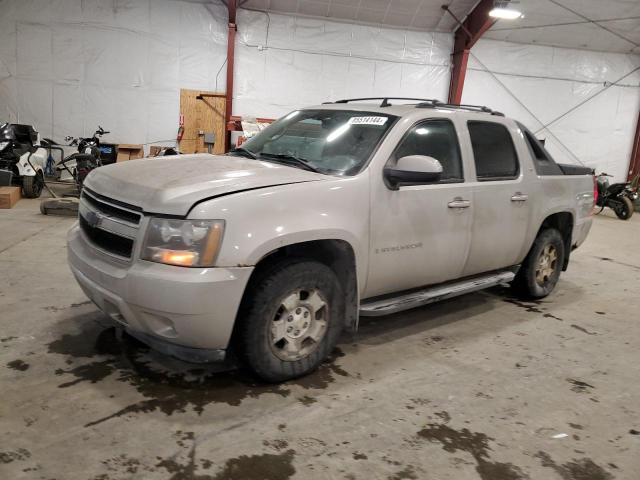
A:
233,109,398,175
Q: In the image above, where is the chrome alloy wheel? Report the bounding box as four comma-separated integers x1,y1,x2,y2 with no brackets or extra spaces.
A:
535,244,558,286
269,289,328,361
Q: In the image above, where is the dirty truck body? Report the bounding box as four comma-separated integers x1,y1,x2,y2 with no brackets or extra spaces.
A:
67,102,594,381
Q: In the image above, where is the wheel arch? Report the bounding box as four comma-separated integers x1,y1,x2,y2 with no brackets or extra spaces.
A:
242,239,360,332
535,211,574,271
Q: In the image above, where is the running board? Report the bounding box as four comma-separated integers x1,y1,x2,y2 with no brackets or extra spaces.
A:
359,270,516,317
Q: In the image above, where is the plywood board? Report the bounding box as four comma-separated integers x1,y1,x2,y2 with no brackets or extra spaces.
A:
179,89,226,155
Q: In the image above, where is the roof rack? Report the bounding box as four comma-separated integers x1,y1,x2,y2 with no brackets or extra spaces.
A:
326,97,442,108
417,101,505,116
323,97,505,116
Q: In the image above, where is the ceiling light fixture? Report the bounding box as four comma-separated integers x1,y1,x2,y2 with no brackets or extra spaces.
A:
489,1,523,20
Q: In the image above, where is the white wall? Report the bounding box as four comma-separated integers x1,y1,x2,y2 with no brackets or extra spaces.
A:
0,0,229,146
233,9,452,118
0,0,452,147
464,39,640,181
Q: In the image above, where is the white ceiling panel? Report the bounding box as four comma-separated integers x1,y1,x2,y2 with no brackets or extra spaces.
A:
240,0,478,32
484,0,640,54
239,0,640,53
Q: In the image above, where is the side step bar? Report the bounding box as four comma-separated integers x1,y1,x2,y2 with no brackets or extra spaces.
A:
359,270,516,317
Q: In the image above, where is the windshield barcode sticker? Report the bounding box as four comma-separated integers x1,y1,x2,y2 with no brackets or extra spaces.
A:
349,116,388,126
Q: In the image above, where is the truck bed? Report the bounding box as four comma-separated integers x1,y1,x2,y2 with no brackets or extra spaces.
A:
558,163,594,176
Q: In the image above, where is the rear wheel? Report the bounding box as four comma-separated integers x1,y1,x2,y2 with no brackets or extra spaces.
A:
237,260,344,382
613,197,634,220
22,171,44,198
512,228,565,299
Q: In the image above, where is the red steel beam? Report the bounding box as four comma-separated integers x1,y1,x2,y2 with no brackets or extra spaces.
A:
224,0,238,152
629,110,640,181
447,0,496,104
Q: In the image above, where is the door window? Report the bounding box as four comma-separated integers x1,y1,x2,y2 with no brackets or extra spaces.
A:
393,119,464,182
518,123,563,175
468,121,519,181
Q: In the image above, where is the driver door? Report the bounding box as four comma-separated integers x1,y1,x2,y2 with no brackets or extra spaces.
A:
365,118,473,298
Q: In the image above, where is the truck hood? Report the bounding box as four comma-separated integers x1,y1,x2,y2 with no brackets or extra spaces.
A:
84,153,327,216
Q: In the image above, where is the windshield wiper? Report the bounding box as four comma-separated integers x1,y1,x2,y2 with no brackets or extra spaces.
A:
228,147,257,159
258,153,321,173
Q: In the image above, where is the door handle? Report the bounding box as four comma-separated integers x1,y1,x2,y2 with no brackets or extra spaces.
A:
511,192,528,202
448,197,471,209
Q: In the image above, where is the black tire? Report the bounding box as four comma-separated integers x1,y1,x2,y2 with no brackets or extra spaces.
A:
614,197,634,220
22,172,44,198
512,228,565,300
237,259,344,382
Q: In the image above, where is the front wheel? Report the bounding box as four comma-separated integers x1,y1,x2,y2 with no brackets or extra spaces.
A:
613,196,634,220
22,172,44,198
237,260,344,382
512,228,565,299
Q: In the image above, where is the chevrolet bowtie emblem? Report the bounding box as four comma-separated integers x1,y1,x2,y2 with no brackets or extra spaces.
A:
85,210,102,228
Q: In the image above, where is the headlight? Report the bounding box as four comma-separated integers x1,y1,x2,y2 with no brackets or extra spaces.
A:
0,141,9,151
142,219,225,267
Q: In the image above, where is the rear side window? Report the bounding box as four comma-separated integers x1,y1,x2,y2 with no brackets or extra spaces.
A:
468,121,519,181
393,119,463,182
519,124,563,175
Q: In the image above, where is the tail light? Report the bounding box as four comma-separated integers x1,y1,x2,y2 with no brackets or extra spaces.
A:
592,175,598,206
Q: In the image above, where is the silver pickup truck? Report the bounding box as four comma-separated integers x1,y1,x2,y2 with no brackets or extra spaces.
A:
67,98,595,382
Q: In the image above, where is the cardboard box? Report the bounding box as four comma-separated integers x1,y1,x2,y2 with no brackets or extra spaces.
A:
116,144,144,162
148,146,175,157
0,186,21,209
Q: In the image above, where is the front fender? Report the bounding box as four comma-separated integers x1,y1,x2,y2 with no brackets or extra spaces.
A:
188,173,371,291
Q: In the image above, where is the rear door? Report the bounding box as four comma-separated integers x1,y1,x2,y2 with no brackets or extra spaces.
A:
461,119,532,276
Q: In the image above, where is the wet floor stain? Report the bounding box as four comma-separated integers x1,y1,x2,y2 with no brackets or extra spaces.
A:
388,465,418,480
0,448,31,464
423,335,444,346
99,453,153,477
571,324,598,335
7,359,29,371
504,298,544,314
95,430,298,480
155,445,213,479
598,256,640,272
298,395,317,406
567,378,595,393
503,299,563,321
207,451,296,480
46,324,350,427
263,439,289,451
416,423,527,480
535,451,613,480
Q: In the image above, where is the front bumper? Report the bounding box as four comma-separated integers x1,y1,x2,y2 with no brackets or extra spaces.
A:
67,224,253,362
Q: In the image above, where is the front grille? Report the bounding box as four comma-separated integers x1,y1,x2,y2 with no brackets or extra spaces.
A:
82,188,142,225
79,215,134,258
78,189,141,259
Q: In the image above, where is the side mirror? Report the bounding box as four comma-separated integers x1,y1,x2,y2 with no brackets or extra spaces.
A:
384,155,443,190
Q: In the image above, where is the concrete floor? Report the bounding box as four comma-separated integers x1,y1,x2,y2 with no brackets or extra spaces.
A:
1,197,639,480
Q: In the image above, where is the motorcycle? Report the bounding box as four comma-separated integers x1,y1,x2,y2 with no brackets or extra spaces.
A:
595,172,638,220
0,123,49,198
55,126,109,192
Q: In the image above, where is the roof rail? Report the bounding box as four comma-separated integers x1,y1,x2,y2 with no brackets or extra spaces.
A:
416,101,505,116
326,97,442,108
